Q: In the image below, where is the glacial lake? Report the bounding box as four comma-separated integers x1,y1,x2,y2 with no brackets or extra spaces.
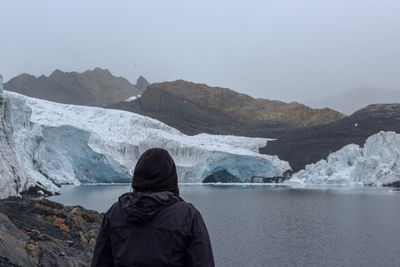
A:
49,184,400,267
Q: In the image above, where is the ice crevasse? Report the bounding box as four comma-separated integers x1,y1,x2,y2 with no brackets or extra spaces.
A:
0,90,291,198
288,131,400,186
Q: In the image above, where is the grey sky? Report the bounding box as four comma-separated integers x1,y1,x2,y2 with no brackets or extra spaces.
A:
1,0,399,103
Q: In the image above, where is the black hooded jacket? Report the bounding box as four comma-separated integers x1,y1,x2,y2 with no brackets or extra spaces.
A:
91,148,214,267
91,191,214,267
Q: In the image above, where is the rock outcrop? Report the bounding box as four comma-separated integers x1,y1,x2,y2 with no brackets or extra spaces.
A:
0,197,102,267
135,76,149,93
4,68,143,107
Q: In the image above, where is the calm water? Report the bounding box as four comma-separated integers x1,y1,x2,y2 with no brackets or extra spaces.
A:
49,184,400,267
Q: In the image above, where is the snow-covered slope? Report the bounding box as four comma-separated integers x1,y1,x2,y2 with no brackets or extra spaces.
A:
1,91,290,198
288,131,400,186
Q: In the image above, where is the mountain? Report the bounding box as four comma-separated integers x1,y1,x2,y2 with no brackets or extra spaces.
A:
262,104,400,171
0,90,289,199
108,80,345,135
4,68,146,107
309,87,400,115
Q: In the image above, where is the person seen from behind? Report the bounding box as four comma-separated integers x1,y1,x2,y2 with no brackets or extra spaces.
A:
91,148,215,266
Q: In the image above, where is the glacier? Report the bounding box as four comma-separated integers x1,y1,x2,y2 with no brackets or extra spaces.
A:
0,90,290,199
287,131,400,186
0,76,29,199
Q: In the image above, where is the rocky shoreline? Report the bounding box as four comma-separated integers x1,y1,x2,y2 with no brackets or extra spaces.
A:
0,197,102,267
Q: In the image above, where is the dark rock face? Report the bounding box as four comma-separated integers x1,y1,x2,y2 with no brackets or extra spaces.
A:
135,76,150,93
0,256,21,267
0,197,102,267
107,80,345,135
262,104,400,171
0,213,31,266
385,181,400,188
5,68,142,107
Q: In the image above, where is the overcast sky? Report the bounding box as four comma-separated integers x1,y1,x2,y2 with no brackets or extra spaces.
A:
1,0,399,103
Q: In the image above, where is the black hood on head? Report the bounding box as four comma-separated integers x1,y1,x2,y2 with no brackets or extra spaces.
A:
132,148,179,195
118,191,181,223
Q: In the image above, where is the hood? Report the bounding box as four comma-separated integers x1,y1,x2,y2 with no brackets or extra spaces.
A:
118,191,181,223
132,148,179,195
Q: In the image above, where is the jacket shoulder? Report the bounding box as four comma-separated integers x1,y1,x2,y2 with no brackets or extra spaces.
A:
103,201,121,219
170,199,199,214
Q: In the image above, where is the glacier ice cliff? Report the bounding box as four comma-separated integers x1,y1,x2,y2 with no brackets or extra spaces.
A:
287,131,400,186
0,91,290,198
0,77,32,199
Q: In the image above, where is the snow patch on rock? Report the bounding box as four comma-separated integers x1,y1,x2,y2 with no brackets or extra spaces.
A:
124,96,137,102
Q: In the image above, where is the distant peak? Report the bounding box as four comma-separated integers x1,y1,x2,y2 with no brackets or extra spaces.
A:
135,76,150,93
52,69,63,74
137,76,148,83
49,69,65,78
91,67,112,76
14,73,37,79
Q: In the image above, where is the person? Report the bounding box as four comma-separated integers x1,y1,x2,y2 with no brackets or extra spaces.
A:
91,148,215,267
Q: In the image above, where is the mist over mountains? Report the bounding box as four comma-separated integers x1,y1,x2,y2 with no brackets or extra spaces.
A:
309,87,400,115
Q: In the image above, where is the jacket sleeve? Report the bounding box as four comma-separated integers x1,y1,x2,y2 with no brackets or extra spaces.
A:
185,210,215,267
91,213,113,267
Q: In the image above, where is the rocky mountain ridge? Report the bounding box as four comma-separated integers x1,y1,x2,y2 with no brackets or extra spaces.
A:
108,80,345,135
5,68,148,107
